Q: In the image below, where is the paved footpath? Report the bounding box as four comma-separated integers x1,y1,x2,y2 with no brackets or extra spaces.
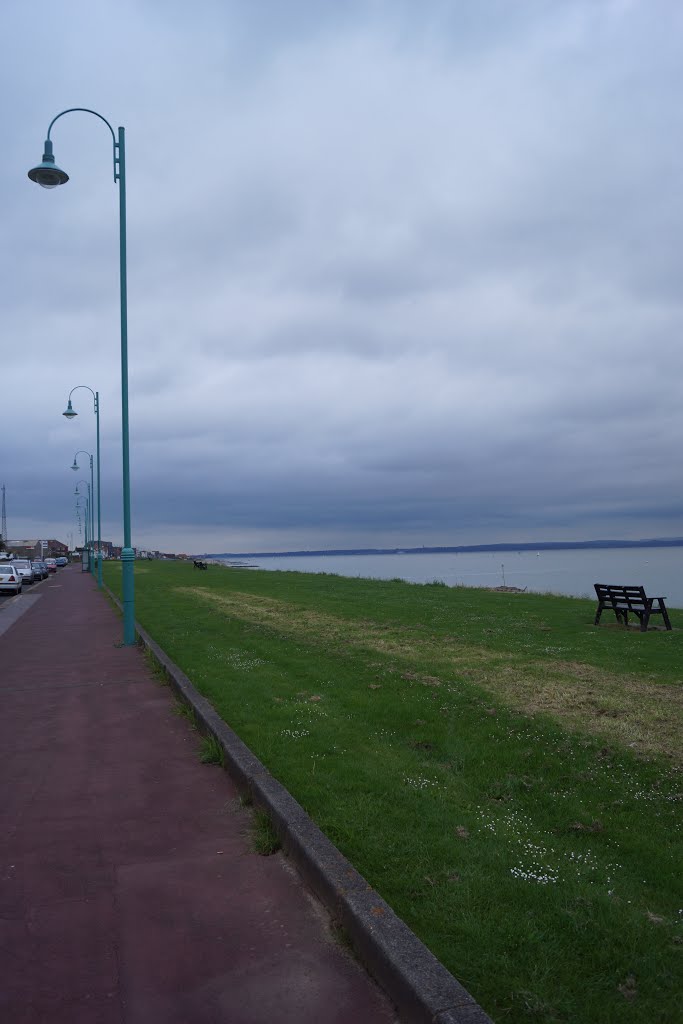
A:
0,568,398,1023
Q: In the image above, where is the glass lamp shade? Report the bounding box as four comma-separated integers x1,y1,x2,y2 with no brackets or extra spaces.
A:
28,142,68,189
28,162,69,188
63,400,77,419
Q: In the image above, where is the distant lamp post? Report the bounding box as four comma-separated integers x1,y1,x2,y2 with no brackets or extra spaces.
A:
72,453,95,577
75,496,90,564
74,482,92,562
63,386,102,587
29,107,135,645
74,481,93,573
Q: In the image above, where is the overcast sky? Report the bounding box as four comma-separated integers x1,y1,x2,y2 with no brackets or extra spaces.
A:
2,0,682,554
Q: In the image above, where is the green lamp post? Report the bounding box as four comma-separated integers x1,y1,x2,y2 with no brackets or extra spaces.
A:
75,496,90,564
72,455,95,576
73,477,94,573
74,485,93,573
64,386,102,588
29,108,135,644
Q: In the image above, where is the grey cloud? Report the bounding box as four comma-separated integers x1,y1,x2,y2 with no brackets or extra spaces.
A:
3,0,683,554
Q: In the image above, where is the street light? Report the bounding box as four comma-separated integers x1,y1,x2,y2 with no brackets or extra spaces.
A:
29,107,135,645
73,479,93,573
75,496,90,563
72,453,95,577
64,386,102,588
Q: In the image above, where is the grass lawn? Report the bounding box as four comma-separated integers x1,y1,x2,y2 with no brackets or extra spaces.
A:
105,561,683,1023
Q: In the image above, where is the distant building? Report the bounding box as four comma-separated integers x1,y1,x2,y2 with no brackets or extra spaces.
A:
8,539,69,559
136,550,177,560
107,547,139,560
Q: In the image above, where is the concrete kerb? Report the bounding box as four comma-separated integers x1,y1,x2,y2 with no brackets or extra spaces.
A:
104,585,493,1024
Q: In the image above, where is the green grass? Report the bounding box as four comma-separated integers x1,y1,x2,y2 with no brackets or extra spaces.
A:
251,809,282,856
105,561,683,1023
199,733,224,766
143,645,170,684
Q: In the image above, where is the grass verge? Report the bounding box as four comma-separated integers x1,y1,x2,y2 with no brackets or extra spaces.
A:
251,809,281,856
105,561,683,1023
199,733,224,766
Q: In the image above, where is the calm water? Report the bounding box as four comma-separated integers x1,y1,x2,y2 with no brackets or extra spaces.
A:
218,546,683,608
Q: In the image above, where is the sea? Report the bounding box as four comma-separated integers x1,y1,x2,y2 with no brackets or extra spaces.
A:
215,545,683,609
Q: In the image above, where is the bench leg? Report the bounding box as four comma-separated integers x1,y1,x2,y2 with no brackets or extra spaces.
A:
594,605,603,626
658,601,672,631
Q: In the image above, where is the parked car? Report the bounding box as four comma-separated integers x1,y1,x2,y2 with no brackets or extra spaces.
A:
55,557,68,567
44,558,58,573
0,563,22,595
10,559,35,585
33,561,49,580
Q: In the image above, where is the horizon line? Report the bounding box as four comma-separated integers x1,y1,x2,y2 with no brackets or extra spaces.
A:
203,536,683,559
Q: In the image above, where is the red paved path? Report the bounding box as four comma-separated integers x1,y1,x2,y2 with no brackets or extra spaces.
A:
0,567,397,1023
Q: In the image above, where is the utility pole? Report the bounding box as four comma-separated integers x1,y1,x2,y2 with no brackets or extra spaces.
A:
0,484,7,551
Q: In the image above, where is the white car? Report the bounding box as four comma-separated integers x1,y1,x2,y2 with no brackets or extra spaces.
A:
0,563,23,595
10,559,35,585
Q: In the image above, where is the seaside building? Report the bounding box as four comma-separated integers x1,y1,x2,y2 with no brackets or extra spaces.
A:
7,539,69,559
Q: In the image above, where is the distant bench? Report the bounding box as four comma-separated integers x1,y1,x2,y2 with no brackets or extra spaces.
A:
193,559,208,570
593,584,672,632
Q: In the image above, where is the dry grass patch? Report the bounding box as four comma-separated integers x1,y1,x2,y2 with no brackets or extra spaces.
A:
179,586,683,763
487,663,683,761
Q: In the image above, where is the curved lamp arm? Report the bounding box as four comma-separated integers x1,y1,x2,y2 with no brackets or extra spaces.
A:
63,385,98,419
28,108,120,185
71,450,93,471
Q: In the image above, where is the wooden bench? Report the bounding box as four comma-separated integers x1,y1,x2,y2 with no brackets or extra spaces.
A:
193,559,208,570
593,584,672,632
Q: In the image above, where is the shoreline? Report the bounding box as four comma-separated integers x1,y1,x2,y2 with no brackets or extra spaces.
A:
203,537,683,560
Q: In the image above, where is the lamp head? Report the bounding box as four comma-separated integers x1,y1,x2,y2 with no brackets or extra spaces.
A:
28,140,69,189
63,399,77,419
71,459,78,472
